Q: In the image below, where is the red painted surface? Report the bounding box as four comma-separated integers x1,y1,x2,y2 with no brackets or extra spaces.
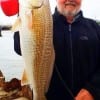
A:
0,0,19,16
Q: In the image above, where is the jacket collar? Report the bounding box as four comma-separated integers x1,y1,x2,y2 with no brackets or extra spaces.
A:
53,7,83,24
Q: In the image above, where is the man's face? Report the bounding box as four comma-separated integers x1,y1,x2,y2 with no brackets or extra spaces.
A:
56,0,81,17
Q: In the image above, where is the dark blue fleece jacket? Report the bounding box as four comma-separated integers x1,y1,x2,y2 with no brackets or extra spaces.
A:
46,9,100,100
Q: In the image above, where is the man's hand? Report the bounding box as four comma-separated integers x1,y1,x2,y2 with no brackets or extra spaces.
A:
75,89,94,100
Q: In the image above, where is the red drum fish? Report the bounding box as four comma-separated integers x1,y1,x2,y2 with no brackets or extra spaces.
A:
12,0,55,99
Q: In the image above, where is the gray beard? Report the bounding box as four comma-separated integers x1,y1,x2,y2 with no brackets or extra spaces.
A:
63,10,78,17
57,7,80,17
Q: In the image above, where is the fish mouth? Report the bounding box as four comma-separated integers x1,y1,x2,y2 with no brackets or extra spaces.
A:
18,0,43,9
32,0,43,8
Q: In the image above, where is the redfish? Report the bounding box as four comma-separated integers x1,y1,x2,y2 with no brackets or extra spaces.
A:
12,0,55,100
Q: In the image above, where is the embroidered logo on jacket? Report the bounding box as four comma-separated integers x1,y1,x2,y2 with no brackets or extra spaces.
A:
80,36,88,40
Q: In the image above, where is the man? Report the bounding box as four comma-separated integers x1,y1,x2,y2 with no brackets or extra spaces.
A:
14,0,100,99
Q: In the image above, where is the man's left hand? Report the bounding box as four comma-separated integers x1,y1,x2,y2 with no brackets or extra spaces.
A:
75,89,94,100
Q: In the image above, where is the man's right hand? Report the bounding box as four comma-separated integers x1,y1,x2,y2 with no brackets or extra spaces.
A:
75,89,94,100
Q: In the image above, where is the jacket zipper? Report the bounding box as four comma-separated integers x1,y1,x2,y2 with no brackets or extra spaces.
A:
69,24,74,90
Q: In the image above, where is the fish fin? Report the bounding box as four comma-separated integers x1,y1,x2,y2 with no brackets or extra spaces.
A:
25,9,33,31
11,17,21,32
21,69,29,85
